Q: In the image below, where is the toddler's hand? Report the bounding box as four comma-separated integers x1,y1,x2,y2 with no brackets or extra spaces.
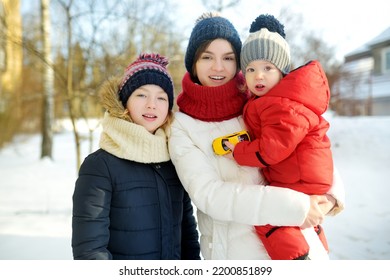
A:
222,141,235,160
223,140,235,152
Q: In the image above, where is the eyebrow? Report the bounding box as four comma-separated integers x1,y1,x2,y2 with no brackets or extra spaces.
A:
202,50,235,56
137,86,166,94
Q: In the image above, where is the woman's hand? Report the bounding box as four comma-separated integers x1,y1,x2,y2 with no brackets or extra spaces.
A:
319,194,336,215
301,195,328,229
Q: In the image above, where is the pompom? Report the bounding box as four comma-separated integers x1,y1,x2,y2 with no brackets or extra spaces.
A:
195,11,221,24
249,14,286,38
137,53,169,68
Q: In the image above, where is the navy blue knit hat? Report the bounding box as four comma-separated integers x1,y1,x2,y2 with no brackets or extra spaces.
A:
118,53,174,110
185,12,242,74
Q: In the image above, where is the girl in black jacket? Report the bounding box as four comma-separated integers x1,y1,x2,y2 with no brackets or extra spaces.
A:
72,53,200,260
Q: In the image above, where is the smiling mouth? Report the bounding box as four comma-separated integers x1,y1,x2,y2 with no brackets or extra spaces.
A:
210,76,225,80
143,114,157,119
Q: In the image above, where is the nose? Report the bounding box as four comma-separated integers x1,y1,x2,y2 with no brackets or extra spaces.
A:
211,58,224,71
146,96,156,109
255,70,264,80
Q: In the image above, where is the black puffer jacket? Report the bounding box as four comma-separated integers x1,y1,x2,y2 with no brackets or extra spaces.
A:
72,77,200,260
72,149,200,260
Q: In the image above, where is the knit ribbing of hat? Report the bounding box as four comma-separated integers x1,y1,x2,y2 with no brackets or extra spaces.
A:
119,63,170,93
119,70,174,110
241,29,290,75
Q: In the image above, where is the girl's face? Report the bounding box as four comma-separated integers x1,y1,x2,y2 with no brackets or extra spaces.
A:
126,84,169,133
244,60,283,97
195,39,237,87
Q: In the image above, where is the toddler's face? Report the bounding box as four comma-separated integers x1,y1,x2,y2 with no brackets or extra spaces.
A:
245,60,282,97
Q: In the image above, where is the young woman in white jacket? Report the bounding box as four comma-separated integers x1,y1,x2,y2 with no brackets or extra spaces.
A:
168,12,345,260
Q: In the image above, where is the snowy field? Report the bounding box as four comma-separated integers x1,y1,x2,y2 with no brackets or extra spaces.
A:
0,113,390,260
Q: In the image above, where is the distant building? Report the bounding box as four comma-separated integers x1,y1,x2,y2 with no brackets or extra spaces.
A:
333,26,390,116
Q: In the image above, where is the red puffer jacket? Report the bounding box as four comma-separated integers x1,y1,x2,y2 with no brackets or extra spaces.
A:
233,60,333,194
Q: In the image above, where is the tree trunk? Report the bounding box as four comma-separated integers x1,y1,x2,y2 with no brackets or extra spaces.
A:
40,0,54,159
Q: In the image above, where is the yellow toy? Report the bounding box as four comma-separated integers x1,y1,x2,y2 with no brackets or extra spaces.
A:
212,130,250,155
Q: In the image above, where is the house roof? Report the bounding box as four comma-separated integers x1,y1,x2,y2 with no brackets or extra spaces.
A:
345,26,390,60
368,26,390,46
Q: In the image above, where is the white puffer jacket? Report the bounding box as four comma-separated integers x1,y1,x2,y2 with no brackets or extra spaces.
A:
169,112,345,260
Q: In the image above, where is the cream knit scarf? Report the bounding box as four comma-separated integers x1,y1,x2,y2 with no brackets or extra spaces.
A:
99,112,170,163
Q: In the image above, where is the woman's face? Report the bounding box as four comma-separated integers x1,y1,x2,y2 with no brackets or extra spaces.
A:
126,84,169,133
195,39,237,87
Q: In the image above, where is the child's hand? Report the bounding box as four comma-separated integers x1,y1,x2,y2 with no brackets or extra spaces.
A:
212,130,250,156
223,140,236,154
223,152,234,160
222,140,235,160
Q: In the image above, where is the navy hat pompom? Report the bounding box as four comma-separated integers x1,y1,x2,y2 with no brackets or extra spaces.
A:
249,14,286,38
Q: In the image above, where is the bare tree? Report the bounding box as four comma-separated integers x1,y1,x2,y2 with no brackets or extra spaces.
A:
52,0,183,170
201,0,241,12
55,0,85,169
0,0,23,148
12,0,187,170
40,0,55,159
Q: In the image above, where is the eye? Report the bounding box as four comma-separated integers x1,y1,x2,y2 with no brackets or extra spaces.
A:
224,55,235,61
246,67,254,73
200,54,212,60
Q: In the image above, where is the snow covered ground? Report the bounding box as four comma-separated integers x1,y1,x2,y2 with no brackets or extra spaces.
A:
0,113,390,260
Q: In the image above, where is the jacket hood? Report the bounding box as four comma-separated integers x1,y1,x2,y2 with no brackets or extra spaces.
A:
266,60,330,115
99,76,131,121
